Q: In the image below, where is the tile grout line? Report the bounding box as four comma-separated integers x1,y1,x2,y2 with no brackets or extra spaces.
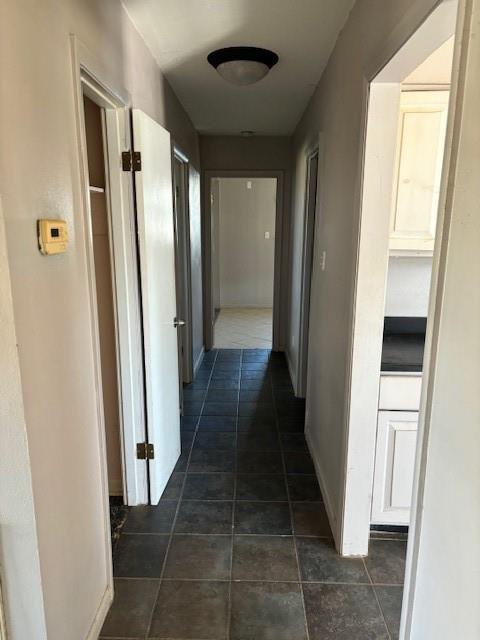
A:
361,556,393,640
269,365,311,640
143,349,220,640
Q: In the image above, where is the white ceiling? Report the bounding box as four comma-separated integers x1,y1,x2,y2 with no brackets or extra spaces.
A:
123,0,355,135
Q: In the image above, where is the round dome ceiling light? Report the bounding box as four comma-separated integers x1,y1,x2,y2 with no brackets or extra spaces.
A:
207,47,279,86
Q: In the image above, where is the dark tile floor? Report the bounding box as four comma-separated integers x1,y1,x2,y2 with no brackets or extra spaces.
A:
100,349,405,640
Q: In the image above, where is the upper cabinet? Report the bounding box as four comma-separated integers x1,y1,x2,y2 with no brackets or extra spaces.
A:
389,91,449,253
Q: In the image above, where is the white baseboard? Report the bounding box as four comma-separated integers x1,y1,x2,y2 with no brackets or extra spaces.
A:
285,348,298,396
86,582,113,640
305,427,340,548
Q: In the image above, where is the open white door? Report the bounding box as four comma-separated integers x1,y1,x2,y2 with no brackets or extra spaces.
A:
132,109,180,504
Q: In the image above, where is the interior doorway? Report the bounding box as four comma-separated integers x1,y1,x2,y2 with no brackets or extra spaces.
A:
341,0,458,636
82,94,128,541
210,176,278,349
172,150,194,402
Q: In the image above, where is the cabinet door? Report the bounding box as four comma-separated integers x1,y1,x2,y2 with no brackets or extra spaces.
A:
371,411,418,525
389,91,449,252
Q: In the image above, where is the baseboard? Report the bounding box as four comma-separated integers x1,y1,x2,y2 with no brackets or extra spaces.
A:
85,582,113,640
305,427,340,549
193,346,205,376
285,348,298,395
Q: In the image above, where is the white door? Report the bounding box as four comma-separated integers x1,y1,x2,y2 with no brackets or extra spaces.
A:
132,109,180,504
371,410,418,525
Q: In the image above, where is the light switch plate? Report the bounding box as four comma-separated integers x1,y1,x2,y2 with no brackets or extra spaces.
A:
38,219,68,255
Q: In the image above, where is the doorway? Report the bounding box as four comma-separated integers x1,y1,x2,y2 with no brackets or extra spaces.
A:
341,1,458,636
172,151,194,400
209,176,278,350
297,148,320,397
83,94,128,542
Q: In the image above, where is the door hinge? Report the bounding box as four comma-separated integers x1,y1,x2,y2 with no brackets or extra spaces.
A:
122,150,142,172
136,442,154,460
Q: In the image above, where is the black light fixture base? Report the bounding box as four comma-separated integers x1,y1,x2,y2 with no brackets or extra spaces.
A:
207,46,279,70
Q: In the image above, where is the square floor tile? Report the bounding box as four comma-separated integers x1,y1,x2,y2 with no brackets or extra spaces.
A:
183,473,234,500
181,415,200,431
183,389,207,402
189,449,235,472
235,502,292,534
202,401,238,416
101,578,158,638
113,534,169,578
280,433,309,452
185,380,208,390
194,431,236,450
149,580,229,639
292,503,332,536
236,451,283,474
209,379,240,390
284,452,315,474
237,431,280,451
175,500,233,534
161,472,184,501
237,416,276,433
236,474,287,501
233,535,298,581
211,372,240,382
231,582,307,640
239,389,273,402
303,583,389,639
277,417,305,433
199,416,237,431
164,534,232,580
240,379,272,391
206,389,239,403
365,540,407,585
297,537,369,583
238,402,274,418
287,475,322,502
123,501,177,534
183,401,204,416
375,586,403,639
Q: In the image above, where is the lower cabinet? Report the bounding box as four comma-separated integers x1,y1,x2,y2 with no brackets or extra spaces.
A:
371,410,418,525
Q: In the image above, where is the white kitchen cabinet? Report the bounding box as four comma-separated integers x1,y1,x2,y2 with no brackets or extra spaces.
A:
389,91,449,253
371,410,418,525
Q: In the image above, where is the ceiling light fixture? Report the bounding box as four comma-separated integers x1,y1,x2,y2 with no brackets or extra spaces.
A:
207,47,279,86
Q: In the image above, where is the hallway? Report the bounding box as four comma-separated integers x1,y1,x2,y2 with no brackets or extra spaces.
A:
101,349,405,640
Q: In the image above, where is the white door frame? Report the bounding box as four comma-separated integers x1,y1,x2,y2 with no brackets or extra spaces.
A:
340,0,458,557
71,37,148,521
203,170,284,351
297,140,322,397
173,147,194,384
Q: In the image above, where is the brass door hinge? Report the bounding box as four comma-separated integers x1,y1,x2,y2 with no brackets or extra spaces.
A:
136,442,154,460
122,150,142,172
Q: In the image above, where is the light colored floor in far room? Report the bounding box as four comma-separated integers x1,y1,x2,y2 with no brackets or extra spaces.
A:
214,307,273,349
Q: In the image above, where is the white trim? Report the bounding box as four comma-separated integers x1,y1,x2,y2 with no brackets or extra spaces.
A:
85,584,114,640
203,170,285,352
71,36,148,508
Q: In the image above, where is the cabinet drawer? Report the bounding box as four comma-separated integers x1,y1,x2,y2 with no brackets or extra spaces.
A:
379,375,422,411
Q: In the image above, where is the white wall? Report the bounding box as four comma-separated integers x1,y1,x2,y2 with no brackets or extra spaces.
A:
211,179,221,311
217,178,276,308
0,1,199,637
288,0,449,544
385,257,433,317
404,0,480,635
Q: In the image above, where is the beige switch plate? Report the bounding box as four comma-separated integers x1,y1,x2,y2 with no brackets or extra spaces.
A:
38,219,68,255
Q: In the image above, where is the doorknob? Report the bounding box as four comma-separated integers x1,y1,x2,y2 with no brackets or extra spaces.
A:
173,317,186,327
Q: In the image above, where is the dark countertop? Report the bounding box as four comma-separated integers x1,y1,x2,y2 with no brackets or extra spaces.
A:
381,332,425,372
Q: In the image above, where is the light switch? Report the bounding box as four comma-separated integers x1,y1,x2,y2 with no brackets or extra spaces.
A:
38,219,68,255
247,180,252,189
264,231,270,239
